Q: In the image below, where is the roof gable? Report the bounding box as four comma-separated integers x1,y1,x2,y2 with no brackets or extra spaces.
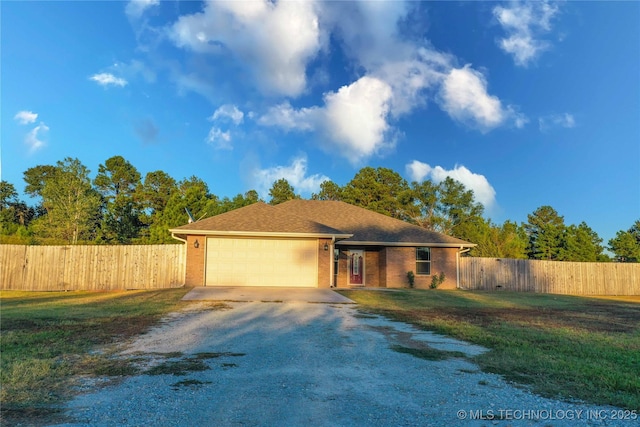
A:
169,202,348,237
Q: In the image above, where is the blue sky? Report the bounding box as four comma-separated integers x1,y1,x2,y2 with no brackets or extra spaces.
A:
2,1,639,245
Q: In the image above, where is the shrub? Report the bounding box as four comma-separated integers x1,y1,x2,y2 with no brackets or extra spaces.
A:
406,271,415,288
430,272,445,289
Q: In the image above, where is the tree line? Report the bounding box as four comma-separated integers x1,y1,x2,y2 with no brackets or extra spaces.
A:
1,156,638,262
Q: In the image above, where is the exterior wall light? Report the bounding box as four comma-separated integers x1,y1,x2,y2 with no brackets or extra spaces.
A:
194,239,200,249
324,243,329,251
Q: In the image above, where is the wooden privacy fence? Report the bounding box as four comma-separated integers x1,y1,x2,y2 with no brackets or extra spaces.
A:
0,245,185,291
459,257,640,295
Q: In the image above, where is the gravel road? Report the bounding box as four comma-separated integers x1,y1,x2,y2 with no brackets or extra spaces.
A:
54,301,633,427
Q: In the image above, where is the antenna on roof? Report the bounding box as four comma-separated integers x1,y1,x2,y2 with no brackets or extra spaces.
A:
185,207,196,224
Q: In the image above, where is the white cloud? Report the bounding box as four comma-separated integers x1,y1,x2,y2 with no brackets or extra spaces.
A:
406,160,497,210
373,48,451,117
206,105,245,150
89,60,155,91
438,65,506,131
258,102,318,131
539,113,576,131
406,160,432,183
322,76,394,162
206,127,232,150
323,1,451,118
210,104,244,125
169,0,322,97
259,76,394,164
25,123,49,154
493,1,560,67
254,3,523,162
252,155,329,198
322,1,413,72
125,0,159,19
513,111,530,129
90,73,128,88
112,59,156,84
14,110,48,153
164,0,525,165
261,65,518,163
558,113,575,128
14,110,38,125
174,72,217,101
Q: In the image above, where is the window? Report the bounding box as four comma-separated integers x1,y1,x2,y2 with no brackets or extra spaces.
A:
334,248,340,275
416,247,431,275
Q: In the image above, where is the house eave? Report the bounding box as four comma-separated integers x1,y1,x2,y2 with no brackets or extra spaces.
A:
168,229,353,240
336,241,476,248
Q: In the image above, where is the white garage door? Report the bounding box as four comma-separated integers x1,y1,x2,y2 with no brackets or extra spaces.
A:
205,237,318,287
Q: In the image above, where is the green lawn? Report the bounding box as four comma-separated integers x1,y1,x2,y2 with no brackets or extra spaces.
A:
338,289,640,410
0,288,194,424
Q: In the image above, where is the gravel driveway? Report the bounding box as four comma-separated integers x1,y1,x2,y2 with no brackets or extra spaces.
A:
56,301,628,427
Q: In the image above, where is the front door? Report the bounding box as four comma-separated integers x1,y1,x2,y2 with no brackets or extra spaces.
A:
349,250,364,286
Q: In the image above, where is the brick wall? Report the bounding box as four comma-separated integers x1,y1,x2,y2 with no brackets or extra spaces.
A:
364,249,380,287
379,248,388,287
317,238,332,288
185,235,205,286
432,247,458,290
383,247,412,288
383,246,459,289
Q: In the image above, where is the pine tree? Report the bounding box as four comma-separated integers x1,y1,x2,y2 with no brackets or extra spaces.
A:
524,206,565,260
94,156,143,243
268,179,299,205
609,220,640,262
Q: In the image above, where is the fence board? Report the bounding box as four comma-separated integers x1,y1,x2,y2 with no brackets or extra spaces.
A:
0,245,185,291
460,257,640,295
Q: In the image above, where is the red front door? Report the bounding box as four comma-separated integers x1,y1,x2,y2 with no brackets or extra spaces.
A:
349,250,364,285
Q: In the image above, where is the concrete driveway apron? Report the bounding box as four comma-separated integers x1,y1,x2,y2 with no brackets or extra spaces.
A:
181,286,355,303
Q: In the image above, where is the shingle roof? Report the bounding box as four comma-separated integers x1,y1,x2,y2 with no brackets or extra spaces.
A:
170,200,474,247
273,200,474,246
169,202,348,236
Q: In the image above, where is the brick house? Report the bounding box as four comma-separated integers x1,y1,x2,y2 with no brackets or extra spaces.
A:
170,200,475,289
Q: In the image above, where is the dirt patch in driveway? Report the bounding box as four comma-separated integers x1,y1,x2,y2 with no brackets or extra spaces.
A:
58,302,620,427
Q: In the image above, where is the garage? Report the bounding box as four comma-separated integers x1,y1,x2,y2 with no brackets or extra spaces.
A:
205,237,319,287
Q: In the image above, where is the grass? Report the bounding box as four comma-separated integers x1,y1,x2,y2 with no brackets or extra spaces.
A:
146,352,245,376
390,344,467,361
190,351,246,359
0,288,199,424
338,289,640,410
146,359,210,376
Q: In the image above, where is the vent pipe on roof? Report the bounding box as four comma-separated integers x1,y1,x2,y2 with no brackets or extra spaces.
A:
185,207,196,224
